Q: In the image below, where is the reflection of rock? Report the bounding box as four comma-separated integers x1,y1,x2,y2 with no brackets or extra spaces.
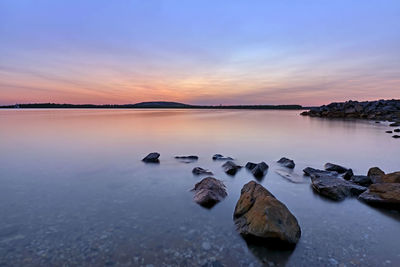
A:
175,155,198,163
275,170,304,183
142,152,160,163
212,154,233,161
324,163,348,173
359,183,400,209
222,161,242,175
233,181,301,248
192,167,213,176
277,157,295,169
303,167,338,177
191,177,227,208
245,162,269,178
311,174,367,201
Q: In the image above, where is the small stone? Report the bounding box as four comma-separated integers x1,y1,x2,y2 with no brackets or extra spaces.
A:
142,152,160,163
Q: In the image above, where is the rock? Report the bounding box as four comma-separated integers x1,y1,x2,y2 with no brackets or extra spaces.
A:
191,177,227,208
275,170,304,183
381,172,400,183
358,183,400,209
233,181,301,247
246,162,269,178
212,154,233,161
386,131,393,133
389,122,400,127
394,129,400,132
350,175,372,186
324,163,348,173
303,167,338,177
142,152,160,163
342,169,354,180
311,174,367,201
192,167,213,176
222,161,242,175
277,157,295,169
367,167,385,183
393,135,400,138
175,155,198,160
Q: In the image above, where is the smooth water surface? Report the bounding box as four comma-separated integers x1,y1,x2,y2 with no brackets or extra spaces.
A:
0,109,399,266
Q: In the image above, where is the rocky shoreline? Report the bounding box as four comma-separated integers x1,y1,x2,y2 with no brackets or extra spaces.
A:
142,152,400,251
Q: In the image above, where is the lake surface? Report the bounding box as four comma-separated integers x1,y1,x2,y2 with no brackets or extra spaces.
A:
0,109,399,267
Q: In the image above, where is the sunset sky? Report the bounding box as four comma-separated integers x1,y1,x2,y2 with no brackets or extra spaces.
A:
0,0,399,106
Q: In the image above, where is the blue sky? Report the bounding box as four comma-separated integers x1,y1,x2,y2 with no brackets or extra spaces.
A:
0,0,399,105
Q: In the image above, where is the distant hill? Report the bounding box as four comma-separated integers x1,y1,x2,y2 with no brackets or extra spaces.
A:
0,102,304,110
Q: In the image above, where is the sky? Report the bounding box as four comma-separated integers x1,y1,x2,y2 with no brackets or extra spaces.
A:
0,0,399,106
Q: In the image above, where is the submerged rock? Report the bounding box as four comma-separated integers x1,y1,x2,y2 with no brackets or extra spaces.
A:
222,161,242,175
303,167,338,177
212,154,233,161
277,157,295,169
311,174,367,201
192,167,213,176
246,162,269,178
275,170,304,183
191,177,227,208
233,181,301,248
142,152,160,163
359,183,400,209
324,163,348,173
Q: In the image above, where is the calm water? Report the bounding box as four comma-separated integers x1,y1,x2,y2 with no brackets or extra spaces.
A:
0,109,399,267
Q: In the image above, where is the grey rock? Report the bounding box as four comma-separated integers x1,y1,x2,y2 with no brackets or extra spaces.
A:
175,155,198,160
142,152,160,163
303,167,338,177
342,169,354,180
192,167,213,176
212,154,233,161
277,157,295,169
351,175,372,186
246,162,268,177
324,163,348,173
191,177,227,208
222,161,242,175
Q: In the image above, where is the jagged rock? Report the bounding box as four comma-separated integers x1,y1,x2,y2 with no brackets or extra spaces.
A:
222,161,242,175
233,181,301,247
324,163,348,173
303,167,338,177
277,157,295,169
359,183,400,209
368,167,385,184
342,169,354,180
275,170,304,183
350,175,372,186
191,177,227,208
212,154,233,161
310,174,367,201
192,167,213,176
142,152,160,163
246,162,269,178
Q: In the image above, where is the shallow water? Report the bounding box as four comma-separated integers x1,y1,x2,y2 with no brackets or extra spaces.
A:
0,109,399,266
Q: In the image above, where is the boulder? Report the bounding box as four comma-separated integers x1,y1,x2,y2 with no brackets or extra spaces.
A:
367,167,385,183
358,183,400,209
222,161,242,175
350,175,372,187
303,167,338,177
191,177,227,208
324,163,348,173
233,181,301,247
381,172,400,183
342,169,354,180
311,174,367,201
277,157,295,169
246,162,269,178
142,152,160,163
192,167,213,176
212,154,233,161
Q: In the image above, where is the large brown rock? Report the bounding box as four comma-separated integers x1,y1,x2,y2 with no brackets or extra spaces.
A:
381,172,400,183
233,181,301,248
191,177,227,208
367,167,385,183
358,183,400,209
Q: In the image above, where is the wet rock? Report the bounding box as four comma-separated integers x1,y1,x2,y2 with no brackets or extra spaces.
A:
192,167,213,176
311,174,367,201
246,162,269,178
303,167,338,177
367,167,385,183
222,161,242,175
324,163,348,173
393,135,400,138
277,157,295,169
342,169,354,180
142,152,160,163
212,154,233,161
233,181,301,247
358,183,400,209
275,170,304,183
350,175,372,186
191,177,227,208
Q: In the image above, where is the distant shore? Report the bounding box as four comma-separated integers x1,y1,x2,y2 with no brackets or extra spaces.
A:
0,101,306,110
